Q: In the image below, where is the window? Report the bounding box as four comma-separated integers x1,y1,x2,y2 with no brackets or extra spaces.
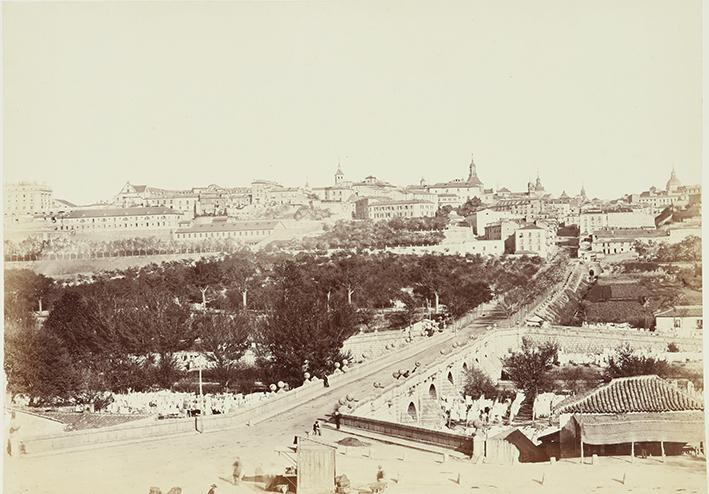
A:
674,318,682,328
697,319,703,329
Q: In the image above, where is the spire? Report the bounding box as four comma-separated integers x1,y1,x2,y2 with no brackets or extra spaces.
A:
466,153,483,186
468,153,476,181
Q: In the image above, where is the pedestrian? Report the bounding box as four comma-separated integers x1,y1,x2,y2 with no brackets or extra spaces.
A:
313,420,321,436
233,457,243,485
7,411,21,457
207,483,217,494
333,409,341,430
323,375,330,388
376,465,385,482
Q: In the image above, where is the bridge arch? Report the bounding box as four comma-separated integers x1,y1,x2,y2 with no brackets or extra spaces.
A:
407,402,417,422
428,383,438,400
447,371,454,386
462,361,469,373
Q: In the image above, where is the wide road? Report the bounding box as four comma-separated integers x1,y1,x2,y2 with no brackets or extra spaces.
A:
5,307,508,494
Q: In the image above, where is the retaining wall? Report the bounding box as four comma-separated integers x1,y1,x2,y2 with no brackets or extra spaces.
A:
339,414,472,454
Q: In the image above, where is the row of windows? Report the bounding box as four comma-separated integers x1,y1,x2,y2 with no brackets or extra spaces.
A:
177,229,271,239
74,215,173,223
63,222,170,231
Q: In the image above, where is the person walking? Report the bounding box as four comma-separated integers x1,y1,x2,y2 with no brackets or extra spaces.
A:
207,484,217,494
7,411,21,457
376,465,385,482
333,409,341,430
232,457,243,485
312,420,321,436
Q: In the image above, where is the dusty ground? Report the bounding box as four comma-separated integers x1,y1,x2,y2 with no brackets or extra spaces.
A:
4,307,705,494
5,426,705,494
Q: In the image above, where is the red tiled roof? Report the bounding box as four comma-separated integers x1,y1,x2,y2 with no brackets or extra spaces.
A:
555,375,703,415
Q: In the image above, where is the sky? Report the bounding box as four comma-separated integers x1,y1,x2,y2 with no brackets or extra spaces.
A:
2,0,702,204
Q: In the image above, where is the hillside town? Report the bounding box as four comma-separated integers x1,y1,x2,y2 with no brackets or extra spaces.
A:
3,0,704,493
4,157,701,261
4,157,705,494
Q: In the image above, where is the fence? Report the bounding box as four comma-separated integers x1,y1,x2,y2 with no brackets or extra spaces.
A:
339,414,473,454
4,245,240,263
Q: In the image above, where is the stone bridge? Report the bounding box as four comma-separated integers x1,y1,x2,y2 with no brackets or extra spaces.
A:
350,326,703,429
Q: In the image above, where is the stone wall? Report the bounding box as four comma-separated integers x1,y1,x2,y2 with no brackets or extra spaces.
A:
352,326,703,426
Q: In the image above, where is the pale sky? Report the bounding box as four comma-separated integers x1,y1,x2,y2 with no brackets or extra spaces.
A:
2,1,702,204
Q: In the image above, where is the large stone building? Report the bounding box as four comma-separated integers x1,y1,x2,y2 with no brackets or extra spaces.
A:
173,220,285,243
578,208,656,235
427,155,488,207
311,165,356,203
4,182,54,219
56,206,182,236
355,198,436,220
514,223,554,258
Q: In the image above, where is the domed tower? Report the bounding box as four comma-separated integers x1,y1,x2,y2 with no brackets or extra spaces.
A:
534,170,545,192
665,166,682,192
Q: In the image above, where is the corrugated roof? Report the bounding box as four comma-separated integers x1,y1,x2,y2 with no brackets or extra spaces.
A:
555,375,703,415
64,207,181,219
655,305,703,318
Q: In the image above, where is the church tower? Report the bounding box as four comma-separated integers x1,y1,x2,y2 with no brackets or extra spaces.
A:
666,166,681,192
335,163,345,185
466,154,484,187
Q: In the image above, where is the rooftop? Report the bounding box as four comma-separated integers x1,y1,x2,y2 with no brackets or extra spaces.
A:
655,305,703,318
554,375,704,415
370,199,434,206
64,207,181,219
176,221,282,233
594,228,666,239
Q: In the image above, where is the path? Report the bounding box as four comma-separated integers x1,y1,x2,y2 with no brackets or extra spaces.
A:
5,308,508,494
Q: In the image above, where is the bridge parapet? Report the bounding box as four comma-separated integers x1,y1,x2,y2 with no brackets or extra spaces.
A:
352,326,702,424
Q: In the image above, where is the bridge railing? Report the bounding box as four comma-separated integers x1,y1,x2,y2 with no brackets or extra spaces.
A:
339,414,473,454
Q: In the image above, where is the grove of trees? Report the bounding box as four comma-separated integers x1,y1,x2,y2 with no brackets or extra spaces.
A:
5,249,546,405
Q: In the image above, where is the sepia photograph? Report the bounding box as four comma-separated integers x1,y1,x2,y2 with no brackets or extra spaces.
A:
1,1,705,493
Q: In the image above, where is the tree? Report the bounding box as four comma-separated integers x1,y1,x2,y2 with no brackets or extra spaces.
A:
604,344,669,381
463,367,498,399
44,290,115,358
194,312,252,387
190,259,222,308
503,338,559,403
256,261,358,385
456,197,482,217
4,269,55,326
4,321,79,405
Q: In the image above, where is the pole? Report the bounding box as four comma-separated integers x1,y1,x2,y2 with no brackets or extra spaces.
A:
660,441,665,461
580,436,584,464
631,441,634,462
199,367,204,398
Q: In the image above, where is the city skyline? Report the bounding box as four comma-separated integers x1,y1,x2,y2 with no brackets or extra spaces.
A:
3,0,701,204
